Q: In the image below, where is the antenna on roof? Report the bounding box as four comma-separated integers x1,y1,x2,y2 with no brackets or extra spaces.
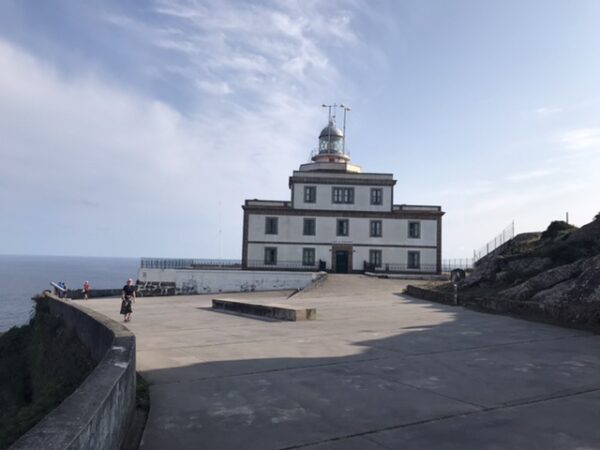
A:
340,104,351,153
321,103,338,123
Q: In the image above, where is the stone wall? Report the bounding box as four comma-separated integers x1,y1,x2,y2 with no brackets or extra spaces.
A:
405,285,455,305
67,288,123,300
11,294,136,450
137,268,324,296
136,281,176,297
405,285,600,330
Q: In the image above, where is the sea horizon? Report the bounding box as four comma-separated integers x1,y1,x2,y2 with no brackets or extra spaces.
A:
0,254,141,332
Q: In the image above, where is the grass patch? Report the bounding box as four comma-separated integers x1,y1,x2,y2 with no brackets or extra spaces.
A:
136,373,150,413
0,301,95,449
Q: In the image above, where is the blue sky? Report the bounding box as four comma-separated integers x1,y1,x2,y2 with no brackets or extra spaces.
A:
1,0,599,259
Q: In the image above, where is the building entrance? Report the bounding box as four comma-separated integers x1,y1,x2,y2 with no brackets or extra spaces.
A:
332,245,352,273
335,251,349,273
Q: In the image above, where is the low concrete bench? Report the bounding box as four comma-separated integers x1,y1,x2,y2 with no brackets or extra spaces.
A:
212,298,316,321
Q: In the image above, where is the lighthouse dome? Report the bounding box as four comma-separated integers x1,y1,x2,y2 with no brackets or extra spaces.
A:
319,122,344,139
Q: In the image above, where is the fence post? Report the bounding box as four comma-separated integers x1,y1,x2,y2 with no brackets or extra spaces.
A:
454,283,459,305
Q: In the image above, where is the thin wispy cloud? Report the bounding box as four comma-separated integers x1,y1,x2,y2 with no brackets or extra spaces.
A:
0,1,369,257
507,168,555,182
112,0,357,103
560,128,600,151
1,1,600,260
534,106,562,116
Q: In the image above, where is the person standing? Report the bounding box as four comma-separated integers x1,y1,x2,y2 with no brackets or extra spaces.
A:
120,278,136,322
83,280,91,300
58,281,67,299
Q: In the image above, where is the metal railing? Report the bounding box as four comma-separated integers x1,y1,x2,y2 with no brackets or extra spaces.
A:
473,221,515,262
245,260,322,271
441,258,474,271
363,262,439,273
140,258,241,270
141,258,323,271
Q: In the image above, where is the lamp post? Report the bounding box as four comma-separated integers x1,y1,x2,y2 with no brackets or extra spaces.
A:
322,103,339,149
321,103,338,122
340,104,351,153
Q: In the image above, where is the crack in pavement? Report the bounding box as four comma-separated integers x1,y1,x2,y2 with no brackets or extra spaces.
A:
275,385,600,450
147,355,392,386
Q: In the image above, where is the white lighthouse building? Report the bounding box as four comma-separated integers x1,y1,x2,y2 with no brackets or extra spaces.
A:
242,109,444,274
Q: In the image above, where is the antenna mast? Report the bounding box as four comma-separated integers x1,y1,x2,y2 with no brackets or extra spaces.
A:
340,104,351,153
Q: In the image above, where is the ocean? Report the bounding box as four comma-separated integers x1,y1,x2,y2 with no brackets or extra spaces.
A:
0,255,139,332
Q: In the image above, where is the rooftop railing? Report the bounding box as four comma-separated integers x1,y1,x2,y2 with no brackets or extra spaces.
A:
393,204,442,212
140,258,242,270
245,260,322,271
363,262,439,273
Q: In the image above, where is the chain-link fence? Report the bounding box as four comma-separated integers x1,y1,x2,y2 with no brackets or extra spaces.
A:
473,221,515,262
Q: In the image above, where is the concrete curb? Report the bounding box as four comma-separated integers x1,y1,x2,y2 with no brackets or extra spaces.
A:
11,294,136,450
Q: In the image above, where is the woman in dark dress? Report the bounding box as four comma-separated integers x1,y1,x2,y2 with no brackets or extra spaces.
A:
120,278,136,322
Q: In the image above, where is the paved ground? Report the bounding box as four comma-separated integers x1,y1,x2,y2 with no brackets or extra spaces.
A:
85,275,600,450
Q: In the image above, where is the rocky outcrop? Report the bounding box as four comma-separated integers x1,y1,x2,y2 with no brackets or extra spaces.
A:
456,217,600,316
499,259,584,301
530,254,600,305
424,217,600,328
460,233,543,288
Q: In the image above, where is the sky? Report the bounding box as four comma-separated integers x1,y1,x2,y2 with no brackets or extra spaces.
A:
1,0,599,260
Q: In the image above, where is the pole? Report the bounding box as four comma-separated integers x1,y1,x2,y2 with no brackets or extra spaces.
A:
340,104,351,153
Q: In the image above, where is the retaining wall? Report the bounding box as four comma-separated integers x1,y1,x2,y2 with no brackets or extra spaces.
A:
137,268,324,296
405,285,455,305
405,285,600,330
11,293,136,450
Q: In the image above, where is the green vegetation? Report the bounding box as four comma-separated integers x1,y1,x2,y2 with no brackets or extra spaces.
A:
0,301,95,449
540,220,577,241
135,372,150,413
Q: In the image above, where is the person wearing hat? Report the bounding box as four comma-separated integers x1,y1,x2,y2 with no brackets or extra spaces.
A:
120,278,136,322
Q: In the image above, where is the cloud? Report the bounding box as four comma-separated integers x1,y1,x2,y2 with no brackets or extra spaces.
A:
534,106,561,116
507,168,555,182
560,128,600,151
105,0,358,103
0,1,366,257
195,80,233,95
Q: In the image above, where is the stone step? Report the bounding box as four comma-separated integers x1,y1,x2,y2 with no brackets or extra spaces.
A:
212,298,316,321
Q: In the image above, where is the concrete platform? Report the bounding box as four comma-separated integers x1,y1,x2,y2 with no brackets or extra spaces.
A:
212,298,316,321
84,275,600,450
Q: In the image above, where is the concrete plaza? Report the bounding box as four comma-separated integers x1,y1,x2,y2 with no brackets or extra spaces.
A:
85,275,600,449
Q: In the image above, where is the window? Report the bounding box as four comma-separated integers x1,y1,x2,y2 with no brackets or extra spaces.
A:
370,220,382,237
369,250,382,268
303,218,316,236
408,221,421,238
332,187,354,204
336,219,349,236
370,188,383,205
264,247,277,265
408,251,420,269
304,186,316,203
302,248,316,266
265,217,278,235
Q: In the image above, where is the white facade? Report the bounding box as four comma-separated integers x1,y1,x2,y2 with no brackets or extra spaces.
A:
242,117,444,273
138,268,319,294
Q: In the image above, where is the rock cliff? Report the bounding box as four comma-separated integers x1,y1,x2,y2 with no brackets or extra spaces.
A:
459,216,600,305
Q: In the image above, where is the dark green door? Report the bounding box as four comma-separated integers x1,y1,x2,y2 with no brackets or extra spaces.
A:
335,251,349,273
